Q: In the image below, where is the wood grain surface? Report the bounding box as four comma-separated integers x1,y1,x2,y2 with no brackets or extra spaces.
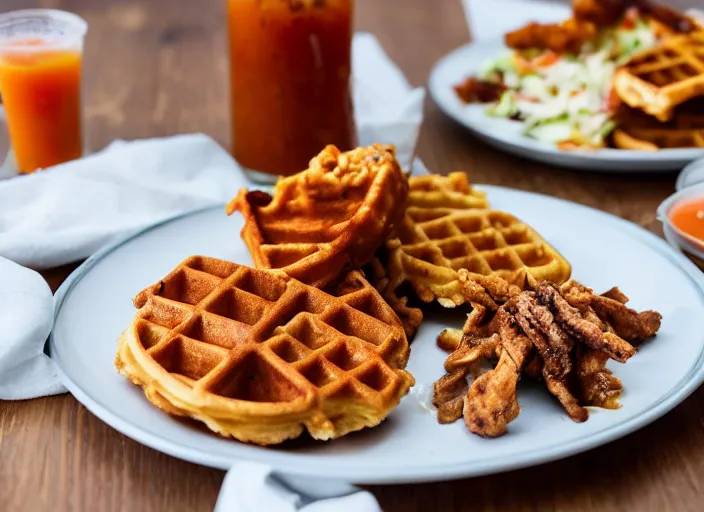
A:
1,0,703,511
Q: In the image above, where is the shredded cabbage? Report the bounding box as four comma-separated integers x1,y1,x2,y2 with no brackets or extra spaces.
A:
477,18,659,148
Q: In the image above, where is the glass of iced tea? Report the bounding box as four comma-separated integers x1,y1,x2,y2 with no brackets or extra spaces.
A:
0,10,87,174
227,0,358,183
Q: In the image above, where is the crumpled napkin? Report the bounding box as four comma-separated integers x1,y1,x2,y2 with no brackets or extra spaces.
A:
354,33,425,167
0,256,61,399
0,133,248,269
214,462,381,512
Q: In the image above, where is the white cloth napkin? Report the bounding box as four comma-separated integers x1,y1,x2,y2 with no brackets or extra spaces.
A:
0,256,61,399
354,33,425,168
215,462,381,512
0,133,248,268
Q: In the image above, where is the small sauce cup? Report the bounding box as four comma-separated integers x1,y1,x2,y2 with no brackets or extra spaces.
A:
657,181,704,269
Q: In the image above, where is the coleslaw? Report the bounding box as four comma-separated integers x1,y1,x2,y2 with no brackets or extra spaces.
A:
477,18,659,149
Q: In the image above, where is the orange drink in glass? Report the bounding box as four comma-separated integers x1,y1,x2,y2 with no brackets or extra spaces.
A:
0,10,87,174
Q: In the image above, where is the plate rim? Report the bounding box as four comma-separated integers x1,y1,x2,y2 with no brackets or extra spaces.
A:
427,39,704,171
49,187,704,484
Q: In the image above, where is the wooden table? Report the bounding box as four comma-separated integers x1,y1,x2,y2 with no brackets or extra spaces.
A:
2,0,703,510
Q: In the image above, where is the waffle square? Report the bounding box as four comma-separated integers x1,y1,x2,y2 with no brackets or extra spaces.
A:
614,31,704,121
115,256,414,445
612,98,704,149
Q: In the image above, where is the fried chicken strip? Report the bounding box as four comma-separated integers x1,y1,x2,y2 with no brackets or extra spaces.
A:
553,281,626,408
437,303,489,352
574,345,623,409
435,307,512,425
454,77,506,104
458,271,501,312
509,1,697,56
573,0,698,33
505,18,597,54
466,271,525,303
536,282,636,363
433,370,469,424
573,0,631,26
561,281,612,332
434,332,503,425
523,353,544,380
560,280,595,311
561,281,661,342
464,316,533,437
514,294,588,422
590,295,662,343
601,286,629,304
444,334,501,374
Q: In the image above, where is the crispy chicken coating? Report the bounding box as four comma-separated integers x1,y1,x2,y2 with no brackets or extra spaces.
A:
505,18,597,54
433,275,661,438
464,313,533,437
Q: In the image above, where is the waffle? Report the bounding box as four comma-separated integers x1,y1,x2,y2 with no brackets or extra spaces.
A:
612,125,704,149
115,256,414,446
226,144,408,289
613,31,704,122
373,173,571,337
611,99,704,149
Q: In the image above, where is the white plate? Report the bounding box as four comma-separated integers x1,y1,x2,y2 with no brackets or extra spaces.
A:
50,186,704,484
428,40,704,172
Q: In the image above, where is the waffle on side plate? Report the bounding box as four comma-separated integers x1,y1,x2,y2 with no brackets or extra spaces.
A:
115,256,414,446
372,173,571,337
613,31,704,122
226,144,409,289
611,98,704,149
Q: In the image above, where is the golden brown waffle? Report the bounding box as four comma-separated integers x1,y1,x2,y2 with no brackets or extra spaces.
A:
226,144,408,289
612,125,704,149
115,256,414,446
611,99,704,149
614,31,704,121
372,173,571,338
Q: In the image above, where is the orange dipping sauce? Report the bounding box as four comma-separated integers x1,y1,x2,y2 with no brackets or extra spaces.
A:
669,198,704,242
227,0,357,178
0,40,83,173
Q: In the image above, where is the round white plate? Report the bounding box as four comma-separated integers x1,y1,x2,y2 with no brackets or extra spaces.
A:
428,40,704,172
50,186,704,484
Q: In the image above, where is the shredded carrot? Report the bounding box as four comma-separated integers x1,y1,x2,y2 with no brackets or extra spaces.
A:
604,87,622,113
532,51,559,68
557,135,603,152
556,141,582,151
